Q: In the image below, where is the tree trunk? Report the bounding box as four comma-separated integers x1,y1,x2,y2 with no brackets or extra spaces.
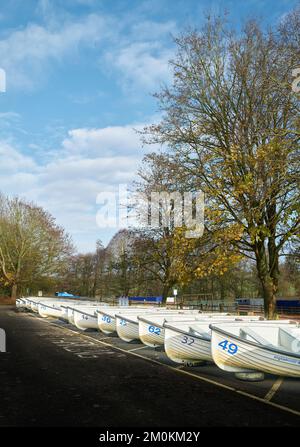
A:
11,283,18,303
161,283,172,304
267,200,280,316
255,241,277,319
261,275,277,319
219,278,225,301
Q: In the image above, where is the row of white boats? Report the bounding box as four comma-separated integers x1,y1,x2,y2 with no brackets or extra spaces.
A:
16,297,300,379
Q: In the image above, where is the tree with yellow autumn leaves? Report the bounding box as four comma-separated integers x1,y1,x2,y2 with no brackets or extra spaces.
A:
132,153,244,302
141,10,300,317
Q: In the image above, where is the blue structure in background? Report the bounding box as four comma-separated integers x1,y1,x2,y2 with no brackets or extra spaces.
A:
55,292,80,298
276,300,300,311
236,298,300,312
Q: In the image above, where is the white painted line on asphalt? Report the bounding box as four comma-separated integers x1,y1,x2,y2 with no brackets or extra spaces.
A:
264,377,284,402
32,316,300,419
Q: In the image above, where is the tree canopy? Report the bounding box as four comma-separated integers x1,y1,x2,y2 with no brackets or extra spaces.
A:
0,195,73,300
141,9,300,317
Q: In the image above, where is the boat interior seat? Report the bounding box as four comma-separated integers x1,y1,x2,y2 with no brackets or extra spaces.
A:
278,327,300,351
239,328,274,347
189,327,210,340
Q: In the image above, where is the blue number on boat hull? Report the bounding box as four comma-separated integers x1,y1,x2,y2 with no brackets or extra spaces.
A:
148,325,161,335
218,339,238,355
102,315,111,323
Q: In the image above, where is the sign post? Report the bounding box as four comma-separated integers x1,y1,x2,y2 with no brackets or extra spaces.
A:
173,289,178,307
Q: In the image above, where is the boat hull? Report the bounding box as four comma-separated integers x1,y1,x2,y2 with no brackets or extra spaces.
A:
60,306,70,322
67,307,76,325
164,327,211,365
31,302,40,313
211,328,300,377
24,299,33,310
116,317,139,342
38,303,62,319
97,312,116,334
74,310,98,331
16,299,26,309
139,319,165,347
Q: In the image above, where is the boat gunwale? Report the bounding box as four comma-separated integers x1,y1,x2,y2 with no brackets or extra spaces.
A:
96,309,118,319
64,304,100,311
115,314,139,325
96,308,150,319
138,316,165,329
73,308,98,319
164,322,211,341
138,315,206,330
38,302,61,311
116,311,174,325
210,324,300,360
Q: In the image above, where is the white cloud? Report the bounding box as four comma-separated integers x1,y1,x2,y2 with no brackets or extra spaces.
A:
130,20,176,40
105,20,176,90
62,125,144,157
109,41,173,90
0,7,174,250
0,7,175,91
0,13,112,89
0,112,22,131
0,112,21,121
0,122,150,251
0,141,37,173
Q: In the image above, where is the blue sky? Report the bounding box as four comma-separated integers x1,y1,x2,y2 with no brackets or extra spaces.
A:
0,0,298,252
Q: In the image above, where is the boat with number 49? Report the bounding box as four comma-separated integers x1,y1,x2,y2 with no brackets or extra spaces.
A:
210,321,300,377
164,316,264,366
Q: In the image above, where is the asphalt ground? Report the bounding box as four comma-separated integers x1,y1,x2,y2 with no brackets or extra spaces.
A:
0,305,299,427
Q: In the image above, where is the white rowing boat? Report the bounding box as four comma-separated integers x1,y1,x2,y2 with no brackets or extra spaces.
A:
72,304,109,330
38,302,64,319
164,316,264,366
16,298,26,309
116,314,139,342
37,299,81,318
30,297,63,313
30,299,47,313
22,297,76,315
67,306,77,325
97,307,159,335
61,302,104,324
22,297,38,310
138,312,229,348
115,309,203,342
66,304,88,325
116,309,223,347
210,321,300,378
